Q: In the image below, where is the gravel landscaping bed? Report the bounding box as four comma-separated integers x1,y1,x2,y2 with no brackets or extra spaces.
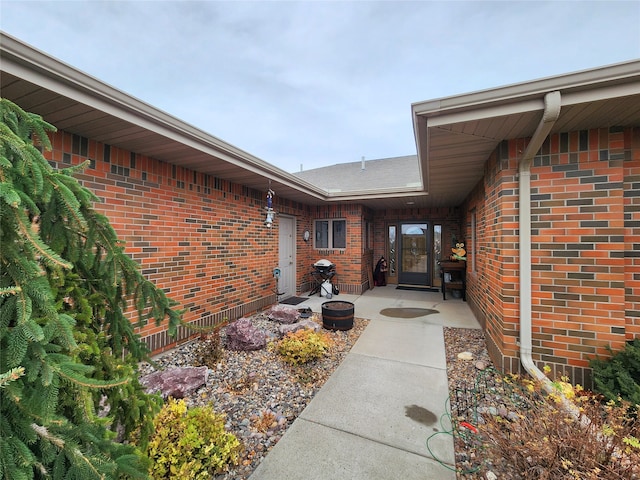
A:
444,327,502,479
139,310,369,479
140,313,494,479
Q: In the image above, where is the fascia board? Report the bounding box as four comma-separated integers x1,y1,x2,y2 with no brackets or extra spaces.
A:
412,59,640,118
323,190,429,202
561,81,640,106
423,98,544,127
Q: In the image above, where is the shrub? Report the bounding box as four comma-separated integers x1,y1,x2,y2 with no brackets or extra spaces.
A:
146,398,241,479
590,339,640,406
274,329,333,365
0,98,181,478
476,374,640,479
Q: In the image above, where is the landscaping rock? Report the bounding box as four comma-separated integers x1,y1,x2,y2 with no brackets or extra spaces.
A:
278,319,321,337
226,317,267,351
140,366,208,399
457,351,474,360
475,360,489,370
267,305,300,324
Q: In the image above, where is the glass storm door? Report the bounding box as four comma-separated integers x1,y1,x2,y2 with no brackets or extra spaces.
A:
398,223,429,286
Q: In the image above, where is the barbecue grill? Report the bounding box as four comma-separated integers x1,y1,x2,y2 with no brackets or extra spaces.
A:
310,259,336,297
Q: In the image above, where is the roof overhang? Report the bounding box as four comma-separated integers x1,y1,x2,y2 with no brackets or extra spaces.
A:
412,59,640,207
1,32,343,206
3,32,639,211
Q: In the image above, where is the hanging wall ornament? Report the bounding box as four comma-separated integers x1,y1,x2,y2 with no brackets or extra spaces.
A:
264,188,276,227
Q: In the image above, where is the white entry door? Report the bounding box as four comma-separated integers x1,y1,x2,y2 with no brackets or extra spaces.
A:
278,216,296,297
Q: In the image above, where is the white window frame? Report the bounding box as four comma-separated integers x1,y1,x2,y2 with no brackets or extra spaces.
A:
314,219,347,250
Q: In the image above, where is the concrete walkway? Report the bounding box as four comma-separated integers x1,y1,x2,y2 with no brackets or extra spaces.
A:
249,286,481,480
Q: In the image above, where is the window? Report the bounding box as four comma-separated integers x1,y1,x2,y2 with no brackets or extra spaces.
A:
315,219,346,249
433,224,442,285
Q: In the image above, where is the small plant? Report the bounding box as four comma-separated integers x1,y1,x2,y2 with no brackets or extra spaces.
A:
274,329,333,365
477,373,640,479
295,364,325,384
590,339,640,406
146,398,241,479
194,328,223,368
223,370,261,394
252,410,277,433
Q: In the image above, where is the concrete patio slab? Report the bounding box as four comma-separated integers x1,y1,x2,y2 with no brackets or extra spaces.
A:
250,417,455,480
350,319,446,368
299,353,454,465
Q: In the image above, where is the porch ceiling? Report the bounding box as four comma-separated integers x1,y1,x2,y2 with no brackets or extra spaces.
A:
413,59,640,207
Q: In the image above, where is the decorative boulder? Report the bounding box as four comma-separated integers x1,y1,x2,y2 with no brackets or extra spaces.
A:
278,319,321,337
268,305,300,324
140,366,208,399
225,317,267,351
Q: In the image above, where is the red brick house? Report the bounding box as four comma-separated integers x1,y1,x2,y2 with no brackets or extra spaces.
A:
2,32,638,386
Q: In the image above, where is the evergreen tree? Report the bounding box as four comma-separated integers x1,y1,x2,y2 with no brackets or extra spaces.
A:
0,98,182,479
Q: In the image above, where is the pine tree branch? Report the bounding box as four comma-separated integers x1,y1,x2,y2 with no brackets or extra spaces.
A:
0,285,22,297
52,363,131,389
0,366,25,387
13,207,72,269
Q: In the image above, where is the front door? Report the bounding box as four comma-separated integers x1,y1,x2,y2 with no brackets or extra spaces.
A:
278,216,296,297
398,223,430,286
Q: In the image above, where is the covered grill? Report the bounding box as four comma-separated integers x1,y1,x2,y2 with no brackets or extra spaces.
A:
310,259,336,297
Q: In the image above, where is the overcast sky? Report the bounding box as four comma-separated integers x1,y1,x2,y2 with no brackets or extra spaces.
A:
2,1,639,173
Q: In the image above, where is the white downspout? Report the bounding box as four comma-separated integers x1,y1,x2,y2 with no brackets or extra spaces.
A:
519,91,561,385
518,92,595,422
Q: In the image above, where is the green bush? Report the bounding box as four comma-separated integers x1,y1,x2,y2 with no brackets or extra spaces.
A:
146,398,241,479
590,339,640,406
274,329,332,365
1,98,181,478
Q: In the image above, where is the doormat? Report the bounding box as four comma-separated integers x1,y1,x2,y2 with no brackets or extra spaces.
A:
396,285,439,292
279,296,308,306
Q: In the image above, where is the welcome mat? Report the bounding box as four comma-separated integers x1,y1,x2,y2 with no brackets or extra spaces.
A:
396,285,440,292
279,296,308,306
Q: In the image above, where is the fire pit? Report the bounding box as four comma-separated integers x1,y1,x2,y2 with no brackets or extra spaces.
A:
322,301,354,331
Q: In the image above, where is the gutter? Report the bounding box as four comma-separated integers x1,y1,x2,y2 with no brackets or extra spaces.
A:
518,91,561,386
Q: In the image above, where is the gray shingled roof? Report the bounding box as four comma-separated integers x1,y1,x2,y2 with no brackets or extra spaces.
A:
292,155,420,192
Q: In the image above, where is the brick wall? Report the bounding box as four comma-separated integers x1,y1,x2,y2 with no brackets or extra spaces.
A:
308,204,367,294
465,128,640,388
45,129,311,352
625,127,640,339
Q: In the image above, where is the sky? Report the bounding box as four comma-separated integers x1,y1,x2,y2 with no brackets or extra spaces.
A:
2,1,639,173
